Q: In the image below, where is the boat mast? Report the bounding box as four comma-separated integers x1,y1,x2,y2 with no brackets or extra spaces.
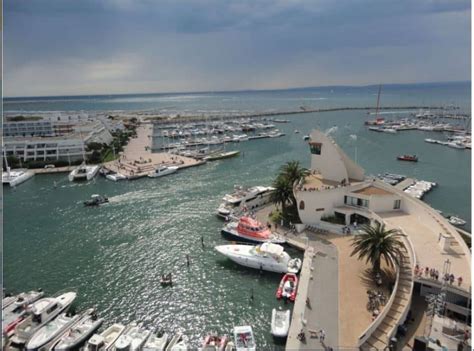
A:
375,84,382,120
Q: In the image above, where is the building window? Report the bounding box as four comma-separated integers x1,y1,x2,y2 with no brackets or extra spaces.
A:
299,201,305,210
394,199,401,209
345,195,369,208
309,142,322,155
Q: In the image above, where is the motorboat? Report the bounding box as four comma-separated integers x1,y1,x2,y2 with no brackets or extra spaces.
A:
165,333,182,351
143,330,169,351
276,273,298,301
221,217,285,244
447,141,465,149
201,333,228,351
112,323,150,351
85,323,126,351
53,308,104,350
2,168,35,187
233,326,255,351
3,290,45,336
11,292,77,346
397,155,418,162
216,186,274,219
160,273,173,286
215,243,302,274
302,135,310,141
148,166,179,178
381,128,397,134
448,216,466,227
224,341,234,351
294,130,300,134
69,164,100,181
26,312,82,350
170,339,187,351
204,151,240,161
270,308,290,338
106,173,127,182
424,138,438,144
84,194,109,207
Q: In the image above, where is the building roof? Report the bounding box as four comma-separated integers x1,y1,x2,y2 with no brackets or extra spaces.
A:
353,186,394,196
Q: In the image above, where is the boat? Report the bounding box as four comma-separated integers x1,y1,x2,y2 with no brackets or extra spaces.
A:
165,333,182,351
270,308,290,338
302,135,310,141
112,323,151,351
143,330,169,351
3,290,45,336
148,166,179,178
11,292,77,346
170,339,187,351
2,168,35,187
69,164,100,181
294,130,300,134
215,243,302,274
381,128,397,134
204,151,240,161
233,326,255,351
276,273,298,301
201,333,228,351
160,273,173,286
224,341,234,351
447,141,465,149
368,127,382,132
424,138,438,144
448,216,466,227
84,194,109,207
216,186,274,219
221,217,285,244
397,155,418,162
26,312,83,350
85,323,126,351
53,308,104,350
106,173,127,182
273,119,289,123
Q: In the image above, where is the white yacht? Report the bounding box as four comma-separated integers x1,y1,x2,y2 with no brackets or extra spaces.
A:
447,141,465,149
69,164,100,181
270,308,290,338
3,290,45,336
53,309,104,350
143,331,169,351
2,168,35,187
11,292,77,346
216,185,274,219
233,326,255,351
448,216,466,227
85,323,126,351
112,323,150,351
26,312,82,350
148,165,179,178
215,243,302,274
106,173,127,182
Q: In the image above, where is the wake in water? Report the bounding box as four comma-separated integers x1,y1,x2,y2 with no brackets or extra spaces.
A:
325,126,338,136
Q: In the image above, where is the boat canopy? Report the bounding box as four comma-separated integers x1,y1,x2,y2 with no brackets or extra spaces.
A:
259,243,284,256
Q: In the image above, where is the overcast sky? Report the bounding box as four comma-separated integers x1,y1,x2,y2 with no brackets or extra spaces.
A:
4,0,471,97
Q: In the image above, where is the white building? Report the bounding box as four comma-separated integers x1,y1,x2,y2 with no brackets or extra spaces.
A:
294,129,471,350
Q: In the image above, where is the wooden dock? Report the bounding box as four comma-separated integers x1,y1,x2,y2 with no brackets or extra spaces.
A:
395,178,415,191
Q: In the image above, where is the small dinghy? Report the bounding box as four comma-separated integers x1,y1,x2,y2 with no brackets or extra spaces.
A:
165,333,182,351
113,322,150,351
143,330,169,351
53,308,104,350
86,323,126,351
170,338,187,351
271,308,290,338
201,333,228,351
84,194,109,207
448,215,466,227
233,326,255,351
276,273,298,301
160,273,173,286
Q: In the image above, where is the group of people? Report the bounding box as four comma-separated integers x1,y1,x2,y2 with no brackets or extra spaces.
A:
414,265,463,286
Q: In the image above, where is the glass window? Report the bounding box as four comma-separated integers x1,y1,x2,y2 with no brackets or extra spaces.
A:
394,199,401,209
299,201,305,210
309,142,322,155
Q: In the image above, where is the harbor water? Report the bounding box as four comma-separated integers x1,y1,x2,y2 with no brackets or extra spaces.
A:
3,83,471,348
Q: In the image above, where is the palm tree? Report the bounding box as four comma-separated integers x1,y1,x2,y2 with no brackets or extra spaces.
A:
350,222,404,273
270,175,293,213
281,161,309,186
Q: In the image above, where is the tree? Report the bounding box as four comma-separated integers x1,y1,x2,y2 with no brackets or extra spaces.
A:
281,160,309,186
350,222,404,273
270,175,293,213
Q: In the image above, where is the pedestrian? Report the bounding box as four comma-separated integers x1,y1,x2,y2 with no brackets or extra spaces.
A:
425,267,429,277
458,276,463,286
319,329,326,343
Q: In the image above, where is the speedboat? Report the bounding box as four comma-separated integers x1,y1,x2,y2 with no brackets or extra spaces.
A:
233,326,255,351
143,330,169,351
303,135,310,141
69,164,100,181
53,308,104,350
26,312,82,350
106,173,127,182
204,151,240,161
148,166,179,178
216,186,274,219
447,141,465,149
221,217,285,244
397,155,418,162
271,308,290,338
165,333,182,351
11,292,77,346
382,128,397,134
448,216,466,227
424,138,438,144
113,323,151,351
276,273,298,301
201,333,228,351
85,323,126,351
3,290,45,336
84,194,109,207
215,243,302,274
171,339,187,351
224,341,234,351
2,168,35,187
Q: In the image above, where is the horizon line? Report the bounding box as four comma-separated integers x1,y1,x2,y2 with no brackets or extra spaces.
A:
3,80,470,100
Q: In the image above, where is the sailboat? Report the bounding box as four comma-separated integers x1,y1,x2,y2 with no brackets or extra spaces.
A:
68,133,100,181
2,148,34,187
365,85,385,126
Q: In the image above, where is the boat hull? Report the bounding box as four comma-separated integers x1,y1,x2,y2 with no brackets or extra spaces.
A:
221,227,285,244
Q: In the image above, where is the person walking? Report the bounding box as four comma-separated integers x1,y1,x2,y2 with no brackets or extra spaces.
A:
319,329,326,343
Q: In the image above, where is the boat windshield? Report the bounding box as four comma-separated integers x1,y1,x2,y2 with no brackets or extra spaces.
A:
235,332,254,348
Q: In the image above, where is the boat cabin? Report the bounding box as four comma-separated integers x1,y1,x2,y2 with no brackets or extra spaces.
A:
87,334,105,351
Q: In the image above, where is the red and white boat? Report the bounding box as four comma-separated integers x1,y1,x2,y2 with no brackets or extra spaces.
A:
397,154,418,162
276,273,298,301
201,333,229,351
221,217,285,244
